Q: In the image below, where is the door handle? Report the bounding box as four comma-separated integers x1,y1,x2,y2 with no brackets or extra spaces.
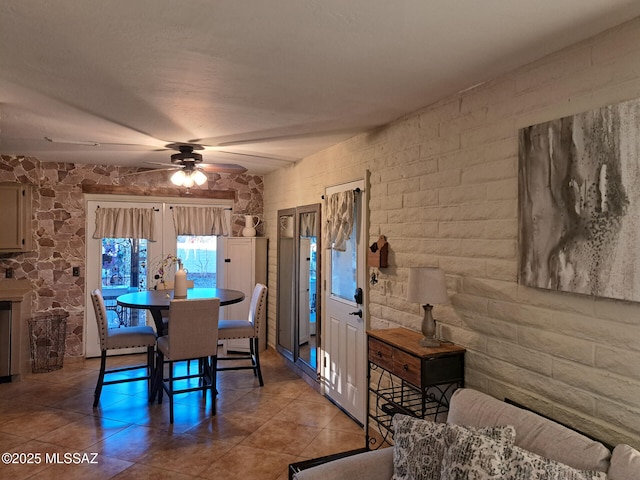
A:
349,309,362,318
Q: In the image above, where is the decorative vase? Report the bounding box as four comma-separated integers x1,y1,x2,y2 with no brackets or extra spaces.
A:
174,261,188,298
242,214,260,237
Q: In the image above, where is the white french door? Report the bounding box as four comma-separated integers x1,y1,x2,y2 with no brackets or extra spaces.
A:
84,196,232,358
322,179,367,424
85,199,163,357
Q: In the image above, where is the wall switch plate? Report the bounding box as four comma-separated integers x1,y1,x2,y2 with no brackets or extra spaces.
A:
72,267,80,277
5,268,13,278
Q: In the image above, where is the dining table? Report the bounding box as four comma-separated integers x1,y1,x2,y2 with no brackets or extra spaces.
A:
116,287,245,334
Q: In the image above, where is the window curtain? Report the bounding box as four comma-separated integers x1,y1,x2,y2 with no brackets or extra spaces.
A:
324,191,354,251
172,206,229,236
93,207,157,241
299,212,316,237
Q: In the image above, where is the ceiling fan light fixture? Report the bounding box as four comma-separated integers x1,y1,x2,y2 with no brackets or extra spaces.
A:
181,174,195,188
170,169,186,186
192,169,207,186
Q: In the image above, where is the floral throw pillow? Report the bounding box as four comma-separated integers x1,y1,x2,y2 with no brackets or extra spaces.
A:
439,427,608,480
440,423,512,479
391,414,516,480
506,445,608,480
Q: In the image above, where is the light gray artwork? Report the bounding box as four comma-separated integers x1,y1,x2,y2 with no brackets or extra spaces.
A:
519,97,640,301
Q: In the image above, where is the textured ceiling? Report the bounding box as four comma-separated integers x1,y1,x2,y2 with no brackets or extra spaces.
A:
2,1,640,174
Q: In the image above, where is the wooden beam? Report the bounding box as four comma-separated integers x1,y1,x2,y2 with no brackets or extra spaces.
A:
82,184,236,200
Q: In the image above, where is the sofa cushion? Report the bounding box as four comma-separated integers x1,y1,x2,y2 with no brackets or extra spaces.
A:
440,426,608,480
446,388,611,472
506,444,608,480
608,444,640,480
391,414,515,480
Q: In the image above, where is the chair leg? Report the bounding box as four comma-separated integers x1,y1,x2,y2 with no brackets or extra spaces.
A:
168,360,175,424
93,350,107,407
156,351,164,404
210,355,218,416
146,346,155,401
253,338,264,387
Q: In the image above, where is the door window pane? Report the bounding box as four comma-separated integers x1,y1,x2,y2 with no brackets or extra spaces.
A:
101,238,148,327
331,220,357,302
177,235,217,287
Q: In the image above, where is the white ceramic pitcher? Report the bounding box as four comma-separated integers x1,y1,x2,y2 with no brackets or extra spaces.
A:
242,214,261,237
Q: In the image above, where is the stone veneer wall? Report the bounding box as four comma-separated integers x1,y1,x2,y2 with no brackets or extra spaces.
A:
0,157,264,358
264,17,640,448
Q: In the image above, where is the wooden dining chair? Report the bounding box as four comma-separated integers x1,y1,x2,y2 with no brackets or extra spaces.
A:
90,289,157,407
156,297,220,423
217,283,267,386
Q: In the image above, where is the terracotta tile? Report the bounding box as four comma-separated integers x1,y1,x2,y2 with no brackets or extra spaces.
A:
135,433,233,476
273,399,339,428
325,410,364,434
299,428,365,458
110,462,197,479
27,453,132,480
185,411,268,444
0,348,359,478
36,414,130,450
0,407,86,439
92,425,168,462
0,431,29,451
200,444,296,480
223,390,294,418
1,439,72,480
241,419,321,456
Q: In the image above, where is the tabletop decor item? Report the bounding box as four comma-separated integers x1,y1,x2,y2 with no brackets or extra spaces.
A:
242,214,261,237
149,253,182,290
407,267,449,347
174,260,188,298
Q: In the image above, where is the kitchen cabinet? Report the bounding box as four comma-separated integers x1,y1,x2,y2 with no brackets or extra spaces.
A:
0,280,32,381
0,183,33,253
218,237,268,351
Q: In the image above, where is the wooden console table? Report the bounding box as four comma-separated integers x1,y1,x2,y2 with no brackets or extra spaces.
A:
366,328,465,448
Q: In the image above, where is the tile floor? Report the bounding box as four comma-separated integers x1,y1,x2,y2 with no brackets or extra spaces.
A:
0,349,366,479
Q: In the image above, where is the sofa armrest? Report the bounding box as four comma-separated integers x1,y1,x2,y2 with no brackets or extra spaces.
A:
293,448,394,480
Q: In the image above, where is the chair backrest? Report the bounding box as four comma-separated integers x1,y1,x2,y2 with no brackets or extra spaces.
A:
248,283,268,337
167,298,220,360
90,289,109,350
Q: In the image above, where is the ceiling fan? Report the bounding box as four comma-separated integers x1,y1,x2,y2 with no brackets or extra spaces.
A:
123,144,248,187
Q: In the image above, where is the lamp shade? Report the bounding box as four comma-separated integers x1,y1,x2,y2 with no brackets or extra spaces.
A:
170,169,186,186
407,267,449,305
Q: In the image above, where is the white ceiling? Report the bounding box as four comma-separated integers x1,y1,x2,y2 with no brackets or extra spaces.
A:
2,1,640,175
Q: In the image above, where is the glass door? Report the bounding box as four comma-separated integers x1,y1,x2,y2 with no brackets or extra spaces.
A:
100,237,148,328
176,235,218,288
86,200,163,358
296,204,321,379
323,180,367,424
85,197,232,358
276,208,296,362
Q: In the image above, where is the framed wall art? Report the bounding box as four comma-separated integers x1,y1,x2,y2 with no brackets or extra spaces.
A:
519,97,640,302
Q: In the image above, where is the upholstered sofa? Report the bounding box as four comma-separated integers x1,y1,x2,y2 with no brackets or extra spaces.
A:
293,388,640,479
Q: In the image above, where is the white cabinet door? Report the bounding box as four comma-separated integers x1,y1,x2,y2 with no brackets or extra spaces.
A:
219,237,268,352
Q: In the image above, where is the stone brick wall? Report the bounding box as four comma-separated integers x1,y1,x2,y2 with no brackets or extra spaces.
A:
264,17,640,448
0,157,263,358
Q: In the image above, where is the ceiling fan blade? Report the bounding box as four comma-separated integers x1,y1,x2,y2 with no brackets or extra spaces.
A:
142,160,247,175
44,136,169,151
143,161,180,168
121,167,174,177
209,148,297,163
199,163,248,174
192,126,367,148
